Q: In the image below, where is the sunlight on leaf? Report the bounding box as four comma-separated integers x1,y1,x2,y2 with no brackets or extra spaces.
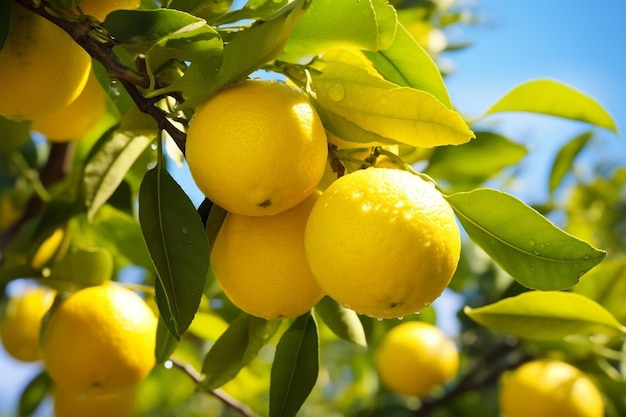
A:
312,57,473,148
314,296,367,347
446,188,606,290
485,79,618,133
465,291,626,340
548,131,593,193
574,257,626,324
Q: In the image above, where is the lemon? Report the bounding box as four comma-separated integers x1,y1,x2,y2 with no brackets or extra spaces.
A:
34,71,108,142
0,2,91,121
41,284,157,395
375,321,458,396
499,359,604,417
77,0,141,21
186,79,328,216
0,287,55,362
31,227,66,270
210,194,325,319
53,385,137,417
305,167,460,319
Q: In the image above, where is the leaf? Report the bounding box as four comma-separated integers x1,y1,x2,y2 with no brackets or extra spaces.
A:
314,296,367,347
155,316,179,364
464,291,626,340
168,0,232,24
200,314,280,391
281,0,396,60
0,116,31,153
138,166,209,338
176,0,308,108
425,131,527,188
312,58,474,148
18,371,52,417
364,23,451,108
446,188,606,290
575,257,626,324
270,312,319,417
548,131,593,193
214,0,296,24
485,79,618,133
83,130,152,222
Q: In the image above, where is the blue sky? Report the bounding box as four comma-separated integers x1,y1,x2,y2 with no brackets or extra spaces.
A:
2,1,626,414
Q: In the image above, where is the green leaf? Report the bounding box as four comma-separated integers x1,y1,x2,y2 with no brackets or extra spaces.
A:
83,130,152,222
425,131,527,188
364,23,451,108
104,9,223,81
18,371,52,417
548,131,593,193
312,57,474,148
485,79,618,133
575,257,626,324
168,0,232,23
281,0,396,60
200,313,280,391
0,116,31,153
446,188,606,290
215,0,295,24
177,0,308,108
270,312,319,417
155,315,179,364
464,291,626,340
138,166,209,338
314,296,367,347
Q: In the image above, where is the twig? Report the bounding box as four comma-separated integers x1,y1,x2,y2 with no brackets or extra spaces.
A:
168,357,262,417
14,0,188,154
413,340,533,417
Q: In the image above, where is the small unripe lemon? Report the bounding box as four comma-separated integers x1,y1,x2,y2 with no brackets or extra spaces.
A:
375,321,459,397
499,359,604,417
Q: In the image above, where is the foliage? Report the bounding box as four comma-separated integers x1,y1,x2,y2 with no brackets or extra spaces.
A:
0,0,624,416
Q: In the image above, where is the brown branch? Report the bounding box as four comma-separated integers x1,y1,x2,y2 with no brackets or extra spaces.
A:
14,0,188,154
168,357,262,417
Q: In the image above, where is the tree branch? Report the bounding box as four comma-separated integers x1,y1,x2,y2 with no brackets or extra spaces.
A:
14,0,187,154
168,357,262,417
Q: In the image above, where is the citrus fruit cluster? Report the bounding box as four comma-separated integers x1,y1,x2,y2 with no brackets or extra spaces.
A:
499,358,604,417
186,79,461,320
0,283,157,417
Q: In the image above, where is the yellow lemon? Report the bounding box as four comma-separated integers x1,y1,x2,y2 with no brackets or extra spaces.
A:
41,284,157,395
77,0,141,21
305,167,460,319
0,2,91,121
30,227,66,270
210,194,325,319
0,287,55,362
186,79,328,216
499,359,604,417
375,321,459,396
34,71,107,142
53,385,137,417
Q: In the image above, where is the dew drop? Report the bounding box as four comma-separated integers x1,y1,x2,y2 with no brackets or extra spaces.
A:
181,226,190,235
376,317,384,321
533,250,541,256
397,316,404,321
327,82,346,102
380,96,389,105
529,239,536,246
164,360,173,369
150,142,158,150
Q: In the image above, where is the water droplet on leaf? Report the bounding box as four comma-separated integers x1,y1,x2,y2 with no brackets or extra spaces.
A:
327,82,346,102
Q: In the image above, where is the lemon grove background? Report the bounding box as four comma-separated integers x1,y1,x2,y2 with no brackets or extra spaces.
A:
1,0,626,416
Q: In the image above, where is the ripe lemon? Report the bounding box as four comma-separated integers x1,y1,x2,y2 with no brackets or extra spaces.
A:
375,321,459,397
53,385,137,417
77,0,141,21
186,79,328,217
305,167,460,319
210,194,325,319
41,284,157,395
499,359,604,417
0,2,91,121
0,287,55,362
34,71,107,142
